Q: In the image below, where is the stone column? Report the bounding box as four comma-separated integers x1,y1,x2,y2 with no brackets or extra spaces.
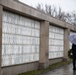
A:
0,5,3,75
64,29,70,60
39,21,49,69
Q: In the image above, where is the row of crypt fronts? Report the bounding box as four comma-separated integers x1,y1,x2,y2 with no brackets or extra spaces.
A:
0,0,76,75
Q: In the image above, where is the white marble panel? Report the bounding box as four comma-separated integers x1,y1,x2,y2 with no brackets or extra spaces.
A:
2,11,40,66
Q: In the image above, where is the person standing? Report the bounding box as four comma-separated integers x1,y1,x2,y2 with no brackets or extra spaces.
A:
72,44,76,71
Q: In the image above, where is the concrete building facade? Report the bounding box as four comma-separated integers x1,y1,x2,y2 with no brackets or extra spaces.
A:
0,0,76,75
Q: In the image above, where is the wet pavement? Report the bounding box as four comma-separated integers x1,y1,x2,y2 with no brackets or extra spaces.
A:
42,63,76,75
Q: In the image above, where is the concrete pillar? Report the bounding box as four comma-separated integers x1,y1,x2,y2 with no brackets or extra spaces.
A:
39,21,49,69
63,29,70,60
0,5,3,75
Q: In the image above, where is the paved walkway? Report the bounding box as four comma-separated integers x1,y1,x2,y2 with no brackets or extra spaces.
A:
42,63,76,75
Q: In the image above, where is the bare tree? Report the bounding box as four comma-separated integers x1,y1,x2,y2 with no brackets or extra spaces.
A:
36,3,45,12
36,3,76,25
71,12,76,25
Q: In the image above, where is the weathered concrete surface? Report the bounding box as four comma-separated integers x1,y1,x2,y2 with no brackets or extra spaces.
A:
0,0,76,31
64,29,70,60
2,62,39,75
39,21,49,69
42,63,76,75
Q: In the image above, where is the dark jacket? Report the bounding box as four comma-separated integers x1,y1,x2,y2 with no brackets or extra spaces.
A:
72,44,76,58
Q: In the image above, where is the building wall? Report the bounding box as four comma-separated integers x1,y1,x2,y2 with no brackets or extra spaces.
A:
2,11,40,66
49,25,64,59
49,58,63,65
0,0,76,75
2,62,39,75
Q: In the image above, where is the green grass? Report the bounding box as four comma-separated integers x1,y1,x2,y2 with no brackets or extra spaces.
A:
18,59,72,75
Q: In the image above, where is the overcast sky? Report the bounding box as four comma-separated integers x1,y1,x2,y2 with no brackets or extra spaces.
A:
19,0,76,13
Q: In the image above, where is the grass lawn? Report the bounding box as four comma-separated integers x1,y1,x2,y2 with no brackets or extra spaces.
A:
18,59,72,75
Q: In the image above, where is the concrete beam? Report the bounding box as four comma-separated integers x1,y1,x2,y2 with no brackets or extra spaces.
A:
0,0,76,31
